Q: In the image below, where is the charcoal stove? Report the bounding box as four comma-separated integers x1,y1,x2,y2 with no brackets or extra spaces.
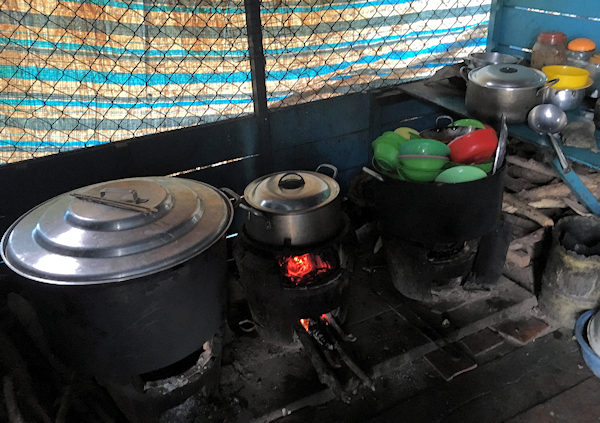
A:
233,219,351,345
101,332,222,423
362,164,509,302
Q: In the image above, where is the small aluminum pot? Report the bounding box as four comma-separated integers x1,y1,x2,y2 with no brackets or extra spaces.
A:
542,86,587,111
461,64,554,123
241,164,342,247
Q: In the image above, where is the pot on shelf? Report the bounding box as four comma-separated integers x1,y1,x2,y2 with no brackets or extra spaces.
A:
1,176,237,379
461,64,555,123
240,164,342,247
465,51,521,69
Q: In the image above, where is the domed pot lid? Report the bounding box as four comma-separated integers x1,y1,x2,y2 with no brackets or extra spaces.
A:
469,64,547,88
1,177,233,285
244,168,339,214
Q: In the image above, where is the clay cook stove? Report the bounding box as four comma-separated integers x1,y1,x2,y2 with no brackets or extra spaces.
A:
234,220,350,345
233,165,351,345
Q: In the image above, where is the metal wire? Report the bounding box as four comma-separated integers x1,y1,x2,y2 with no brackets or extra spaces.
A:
0,0,490,164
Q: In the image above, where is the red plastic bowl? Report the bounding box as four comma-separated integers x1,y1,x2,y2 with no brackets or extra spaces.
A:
448,125,498,164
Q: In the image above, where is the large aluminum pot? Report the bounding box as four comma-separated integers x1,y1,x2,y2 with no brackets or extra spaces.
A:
461,64,552,123
1,177,237,379
241,164,341,246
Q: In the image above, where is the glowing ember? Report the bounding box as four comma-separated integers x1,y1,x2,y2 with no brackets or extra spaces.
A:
299,318,310,332
279,253,333,285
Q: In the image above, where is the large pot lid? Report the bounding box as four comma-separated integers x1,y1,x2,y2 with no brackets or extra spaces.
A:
469,64,547,88
244,168,339,213
1,177,233,285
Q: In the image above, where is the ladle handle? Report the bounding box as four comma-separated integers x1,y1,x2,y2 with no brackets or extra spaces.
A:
548,133,570,172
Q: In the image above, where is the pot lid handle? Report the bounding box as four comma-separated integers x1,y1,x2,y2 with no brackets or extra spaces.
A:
278,172,306,190
315,163,338,179
70,191,158,214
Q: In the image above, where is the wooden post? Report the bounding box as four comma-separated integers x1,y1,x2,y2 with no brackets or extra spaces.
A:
244,0,272,173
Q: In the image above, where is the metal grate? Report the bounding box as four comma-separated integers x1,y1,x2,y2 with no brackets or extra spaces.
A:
0,0,490,164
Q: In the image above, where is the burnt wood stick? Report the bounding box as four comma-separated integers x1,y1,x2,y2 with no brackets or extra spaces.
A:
295,324,351,403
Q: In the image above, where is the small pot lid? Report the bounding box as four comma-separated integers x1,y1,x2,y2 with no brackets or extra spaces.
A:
468,64,547,88
244,169,339,213
1,177,233,285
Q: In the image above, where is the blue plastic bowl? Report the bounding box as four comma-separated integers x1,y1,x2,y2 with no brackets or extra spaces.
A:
575,310,600,378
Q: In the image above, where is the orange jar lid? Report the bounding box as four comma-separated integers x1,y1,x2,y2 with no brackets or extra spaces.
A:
568,38,596,51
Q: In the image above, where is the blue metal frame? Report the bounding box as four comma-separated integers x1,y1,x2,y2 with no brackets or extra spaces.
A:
552,158,600,215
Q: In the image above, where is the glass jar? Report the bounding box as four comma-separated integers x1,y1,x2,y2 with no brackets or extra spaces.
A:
531,31,567,69
595,98,600,129
566,38,595,68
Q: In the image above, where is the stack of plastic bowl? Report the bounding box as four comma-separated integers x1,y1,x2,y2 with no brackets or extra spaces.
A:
542,65,593,110
371,120,499,184
397,139,450,182
372,128,420,174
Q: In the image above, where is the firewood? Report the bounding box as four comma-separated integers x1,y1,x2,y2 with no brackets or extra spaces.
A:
506,156,557,178
527,198,566,209
509,228,546,255
502,193,554,227
504,174,535,193
506,249,531,268
508,165,556,184
518,173,600,202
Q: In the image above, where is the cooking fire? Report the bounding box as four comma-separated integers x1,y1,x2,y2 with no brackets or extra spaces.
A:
279,253,335,285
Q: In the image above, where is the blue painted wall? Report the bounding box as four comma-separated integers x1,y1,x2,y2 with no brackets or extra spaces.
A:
489,0,600,57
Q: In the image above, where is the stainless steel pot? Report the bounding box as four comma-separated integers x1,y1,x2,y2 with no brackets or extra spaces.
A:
241,164,341,246
1,177,236,378
542,85,588,111
461,64,553,123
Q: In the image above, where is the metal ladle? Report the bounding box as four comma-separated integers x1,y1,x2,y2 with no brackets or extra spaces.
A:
527,104,570,172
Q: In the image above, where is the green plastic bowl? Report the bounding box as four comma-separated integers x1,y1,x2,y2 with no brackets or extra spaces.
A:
472,158,493,174
444,159,493,173
373,142,399,172
398,165,442,182
398,155,448,171
453,118,485,129
372,131,408,149
435,165,487,183
399,139,450,157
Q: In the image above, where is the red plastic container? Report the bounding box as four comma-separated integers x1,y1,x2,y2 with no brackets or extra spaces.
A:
448,126,498,164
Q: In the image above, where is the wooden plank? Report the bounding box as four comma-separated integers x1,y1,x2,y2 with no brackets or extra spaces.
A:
379,98,441,129
269,93,370,149
501,0,600,20
272,131,370,176
506,377,600,423
486,0,505,52
179,155,262,195
368,333,594,423
126,115,259,176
